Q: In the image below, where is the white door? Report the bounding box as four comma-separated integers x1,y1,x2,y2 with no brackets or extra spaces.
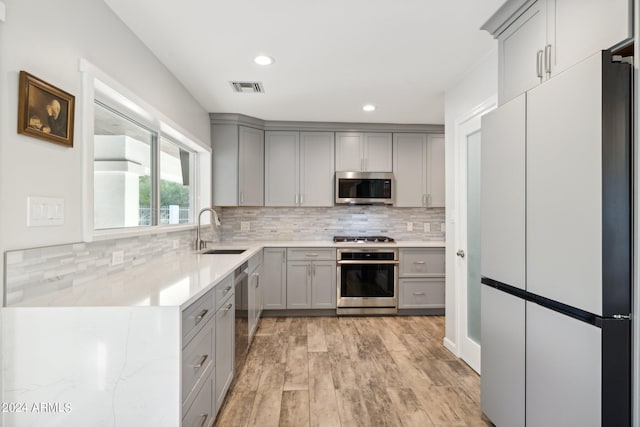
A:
455,98,496,373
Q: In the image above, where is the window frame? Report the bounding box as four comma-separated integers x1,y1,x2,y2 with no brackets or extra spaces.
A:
80,59,211,242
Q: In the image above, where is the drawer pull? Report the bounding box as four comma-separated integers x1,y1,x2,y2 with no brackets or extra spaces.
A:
223,303,233,311
195,309,209,321
413,292,426,296
223,286,232,294
192,354,208,369
198,414,209,427
413,261,426,265
306,253,319,257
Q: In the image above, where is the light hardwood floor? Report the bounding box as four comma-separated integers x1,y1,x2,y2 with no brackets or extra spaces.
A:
214,316,491,427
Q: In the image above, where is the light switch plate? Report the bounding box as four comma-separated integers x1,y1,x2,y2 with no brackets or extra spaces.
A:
406,222,413,231
424,223,431,232
111,250,124,266
27,197,64,227
241,221,250,232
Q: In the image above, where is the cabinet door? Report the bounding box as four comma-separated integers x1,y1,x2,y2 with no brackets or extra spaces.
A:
550,0,631,76
335,132,363,172
425,134,445,207
248,271,258,340
215,296,235,413
481,95,526,290
481,285,525,427
286,262,311,309
393,133,426,207
498,0,547,104
311,261,336,309
265,131,299,206
262,248,287,310
238,126,264,206
364,133,393,172
300,132,335,206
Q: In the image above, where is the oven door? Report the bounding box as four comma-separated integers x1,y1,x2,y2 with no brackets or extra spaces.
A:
337,259,398,313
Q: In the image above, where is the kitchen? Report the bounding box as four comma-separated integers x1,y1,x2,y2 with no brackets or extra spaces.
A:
0,0,637,426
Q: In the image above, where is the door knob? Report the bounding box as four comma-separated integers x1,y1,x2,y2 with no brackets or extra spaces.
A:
456,250,465,258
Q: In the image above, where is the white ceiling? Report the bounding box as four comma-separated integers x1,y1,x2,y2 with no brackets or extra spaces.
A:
104,0,505,124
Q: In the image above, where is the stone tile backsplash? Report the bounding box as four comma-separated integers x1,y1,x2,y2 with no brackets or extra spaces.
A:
220,206,445,242
5,206,444,305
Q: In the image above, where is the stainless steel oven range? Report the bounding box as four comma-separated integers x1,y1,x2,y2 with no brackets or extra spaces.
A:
335,236,398,315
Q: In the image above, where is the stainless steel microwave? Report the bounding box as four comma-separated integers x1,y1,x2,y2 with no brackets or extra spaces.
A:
335,172,394,205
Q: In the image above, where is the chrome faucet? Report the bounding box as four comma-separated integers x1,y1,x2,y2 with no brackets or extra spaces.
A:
195,207,221,250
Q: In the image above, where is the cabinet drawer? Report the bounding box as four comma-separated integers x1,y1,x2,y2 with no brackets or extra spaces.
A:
287,248,335,261
399,278,445,308
182,289,215,345
214,274,235,312
182,371,214,427
399,248,445,277
182,316,215,408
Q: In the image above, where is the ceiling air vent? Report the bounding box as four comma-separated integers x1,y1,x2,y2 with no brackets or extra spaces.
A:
230,81,264,93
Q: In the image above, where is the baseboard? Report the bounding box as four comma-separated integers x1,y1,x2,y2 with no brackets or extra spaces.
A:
398,308,445,316
443,337,458,356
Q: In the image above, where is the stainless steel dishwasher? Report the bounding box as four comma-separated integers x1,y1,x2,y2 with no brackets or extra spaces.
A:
233,262,249,375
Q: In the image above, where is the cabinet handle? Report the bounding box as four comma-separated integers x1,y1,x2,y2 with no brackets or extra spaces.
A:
422,194,426,206
536,50,543,79
224,286,232,294
192,354,208,368
195,309,208,321
300,193,304,205
198,414,209,427
427,194,432,207
413,261,426,265
312,264,316,276
544,44,551,76
282,250,285,263
413,292,426,296
256,274,260,288
306,253,319,257
240,191,245,204
223,303,233,311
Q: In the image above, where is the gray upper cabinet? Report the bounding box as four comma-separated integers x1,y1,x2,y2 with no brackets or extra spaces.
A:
481,95,526,290
212,124,264,206
492,0,631,105
335,132,392,172
265,131,334,207
393,133,444,208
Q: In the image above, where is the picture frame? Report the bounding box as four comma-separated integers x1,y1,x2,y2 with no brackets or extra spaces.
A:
17,71,75,147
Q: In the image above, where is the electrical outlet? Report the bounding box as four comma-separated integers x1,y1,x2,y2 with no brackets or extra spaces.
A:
241,221,250,232
172,239,179,249
111,250,124,266
406,222,413,231
424,223,431,232
441,223,446,232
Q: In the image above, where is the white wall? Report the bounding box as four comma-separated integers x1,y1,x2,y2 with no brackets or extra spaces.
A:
0,0,210,304
443,48,498,353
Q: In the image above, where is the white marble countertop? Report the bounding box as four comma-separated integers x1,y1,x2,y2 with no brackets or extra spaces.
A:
12,240,444,308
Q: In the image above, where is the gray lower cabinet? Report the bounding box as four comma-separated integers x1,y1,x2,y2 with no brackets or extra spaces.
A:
286,261,337,309
262,248,287,310
248,258,262,341
286,248,336,309
398,248,445,309
214,290,234,413
480,284,525,427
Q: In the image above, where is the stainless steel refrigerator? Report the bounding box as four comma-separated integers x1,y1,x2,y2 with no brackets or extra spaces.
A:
480,50,631,426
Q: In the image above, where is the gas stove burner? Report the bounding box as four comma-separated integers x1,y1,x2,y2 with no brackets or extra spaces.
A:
333,235,395,243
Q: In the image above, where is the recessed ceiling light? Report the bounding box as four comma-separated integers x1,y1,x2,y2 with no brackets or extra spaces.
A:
362,104,376,112
254,55,274,66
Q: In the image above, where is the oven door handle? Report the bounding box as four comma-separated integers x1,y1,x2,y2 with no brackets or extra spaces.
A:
337,260,399,265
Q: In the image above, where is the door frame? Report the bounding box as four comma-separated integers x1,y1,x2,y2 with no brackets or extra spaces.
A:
453,96,497,374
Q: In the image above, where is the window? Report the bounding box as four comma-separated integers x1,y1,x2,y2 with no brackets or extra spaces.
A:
93,101,195,230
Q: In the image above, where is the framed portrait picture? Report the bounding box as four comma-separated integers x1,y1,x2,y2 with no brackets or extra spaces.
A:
17,71,75,147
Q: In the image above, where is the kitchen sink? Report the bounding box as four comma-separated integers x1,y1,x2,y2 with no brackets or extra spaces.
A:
201,249,247,255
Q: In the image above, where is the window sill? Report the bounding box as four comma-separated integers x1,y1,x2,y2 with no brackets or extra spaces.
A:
91,223,196,242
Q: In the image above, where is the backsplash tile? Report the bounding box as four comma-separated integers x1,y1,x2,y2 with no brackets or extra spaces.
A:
5,206,444,305
220,206,445,242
